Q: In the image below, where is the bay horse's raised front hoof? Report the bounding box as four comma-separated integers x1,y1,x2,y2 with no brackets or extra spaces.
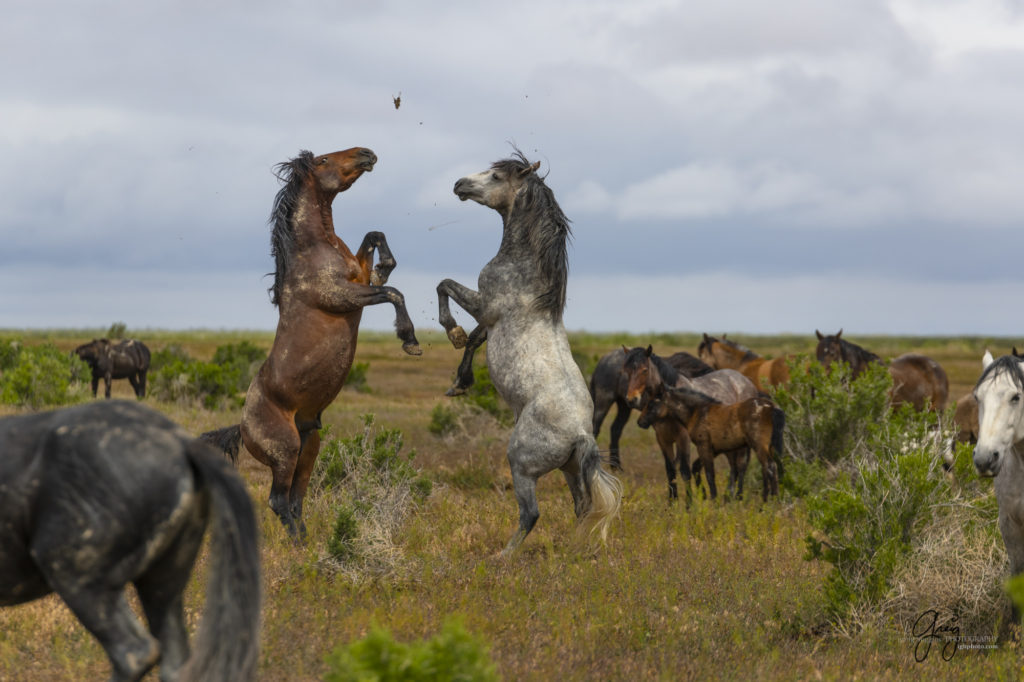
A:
446,325,468,349
403,341,423,356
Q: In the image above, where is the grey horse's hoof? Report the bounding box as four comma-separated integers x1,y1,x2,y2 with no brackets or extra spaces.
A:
447,326,468,349
445,385,467,397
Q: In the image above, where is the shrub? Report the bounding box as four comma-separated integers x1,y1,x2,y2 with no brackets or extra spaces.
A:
0,339,20,372
106,321,127,338
428,403,460,437
461,364,512,427
0,343,90,408
803,403,967,622
344,361,371,393
771,357,892,465
324,618,499,682
310,415,432,577
148,340,265,409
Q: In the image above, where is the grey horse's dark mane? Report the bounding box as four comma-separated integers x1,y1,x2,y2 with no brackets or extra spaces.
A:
267,150,317,307
495,150,571,320
976,354,1024,393
664,383,721,406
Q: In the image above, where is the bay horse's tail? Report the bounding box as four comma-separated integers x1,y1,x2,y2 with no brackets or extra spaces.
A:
577,436,623,544
181,440,262,681
200,424,243,465
770,406,786,479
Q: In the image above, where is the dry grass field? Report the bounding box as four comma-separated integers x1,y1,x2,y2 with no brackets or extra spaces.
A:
1,328,1022,681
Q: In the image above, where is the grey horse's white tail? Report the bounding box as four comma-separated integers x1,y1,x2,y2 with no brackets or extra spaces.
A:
577,436,623,544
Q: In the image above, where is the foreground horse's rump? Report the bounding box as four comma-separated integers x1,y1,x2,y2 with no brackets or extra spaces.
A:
202,147,420,538
437,149,621,555
0,401,261,682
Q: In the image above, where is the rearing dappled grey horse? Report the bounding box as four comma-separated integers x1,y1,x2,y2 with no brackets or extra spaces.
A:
973,353,1024,619
437,150,622,556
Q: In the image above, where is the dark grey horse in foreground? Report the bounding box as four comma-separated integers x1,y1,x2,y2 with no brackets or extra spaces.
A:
437,150,621,555
0,401,261,681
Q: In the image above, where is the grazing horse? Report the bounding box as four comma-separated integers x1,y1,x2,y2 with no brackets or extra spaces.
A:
590,346,713,472
621,345,758,501
973,353,1024,620
639,386,784,500
202,148,421,537
697,333,791,387
436,150,621,555
75,338,151,398
814,330,949,411
0,401,261,682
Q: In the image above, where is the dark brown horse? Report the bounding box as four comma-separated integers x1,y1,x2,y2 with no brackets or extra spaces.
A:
697,333,791,388
814,330,949,412
202,148,421,536
75,338,151,398
590,346,713,472
621,345,758,501
638,386,784,501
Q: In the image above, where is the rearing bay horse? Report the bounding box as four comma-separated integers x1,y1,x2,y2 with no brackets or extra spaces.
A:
437,150,621,555
203,148,421,536
814,330,949,412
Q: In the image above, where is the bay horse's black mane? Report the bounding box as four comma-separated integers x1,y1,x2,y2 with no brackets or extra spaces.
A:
836,336,882,366
268,150,317,307
977,354,1024,392
497,150,571,320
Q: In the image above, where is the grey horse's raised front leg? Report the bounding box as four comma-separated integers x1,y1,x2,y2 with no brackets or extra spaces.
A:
447,325,487,396
437,278,483,349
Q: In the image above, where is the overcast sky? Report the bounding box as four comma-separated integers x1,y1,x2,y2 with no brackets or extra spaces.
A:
3,0,1024,338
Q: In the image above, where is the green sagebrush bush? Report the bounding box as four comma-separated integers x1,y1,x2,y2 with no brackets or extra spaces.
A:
324,617,499,682
0,342,90,408
771,357,892,465
149,340,267,409
312,415,432,570
430,364,512,437
803,403,970,621
344,361,371,393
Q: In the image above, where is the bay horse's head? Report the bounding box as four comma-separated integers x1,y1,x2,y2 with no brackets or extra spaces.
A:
454,154,541,215
973,353,1024,477
814,329,844,369
308,147,377,194
623,345,660,409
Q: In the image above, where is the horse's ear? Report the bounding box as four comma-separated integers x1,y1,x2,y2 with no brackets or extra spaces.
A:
1014,346,1022,358
621,345,630,355
815,330,823,340
837,329,843,338
983,350,994,369
519,161,540,177
645,344,653,357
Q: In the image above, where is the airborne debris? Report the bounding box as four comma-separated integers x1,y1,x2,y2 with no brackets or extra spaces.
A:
393,92,401,109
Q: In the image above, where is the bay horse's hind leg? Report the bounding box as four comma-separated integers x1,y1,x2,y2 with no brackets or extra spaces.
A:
242,399,303,536
287,418,323,539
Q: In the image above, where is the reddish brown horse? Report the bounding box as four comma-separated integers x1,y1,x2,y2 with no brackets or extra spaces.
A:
638,386,784,501
697,333,791,388
814,330,949,412
203,148,421,536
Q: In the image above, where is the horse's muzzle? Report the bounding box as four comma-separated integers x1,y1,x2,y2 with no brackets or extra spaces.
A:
358,148,377,172
973,448,1001,477
453,178,472,200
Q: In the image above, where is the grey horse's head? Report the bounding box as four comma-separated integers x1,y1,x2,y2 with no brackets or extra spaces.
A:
973,354,1024,477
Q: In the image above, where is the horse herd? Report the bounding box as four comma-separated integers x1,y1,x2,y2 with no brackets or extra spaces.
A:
1,146,1021,680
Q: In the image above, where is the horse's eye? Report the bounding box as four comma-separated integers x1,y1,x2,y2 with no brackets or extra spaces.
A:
1012,394,1021,404
491,172,500,180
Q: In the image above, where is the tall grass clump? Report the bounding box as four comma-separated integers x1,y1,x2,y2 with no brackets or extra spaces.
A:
0,342,90,408
324,617,499,682
310,415,432,578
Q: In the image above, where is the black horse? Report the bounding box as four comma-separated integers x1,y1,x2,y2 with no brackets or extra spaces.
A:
0,401,261,681
75,338,151,398
591,346,713,470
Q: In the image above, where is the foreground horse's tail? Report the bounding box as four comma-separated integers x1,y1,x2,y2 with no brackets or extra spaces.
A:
200,424,243,465
182,440,262,681
771,407,786,479
577,436,623,544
